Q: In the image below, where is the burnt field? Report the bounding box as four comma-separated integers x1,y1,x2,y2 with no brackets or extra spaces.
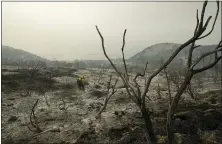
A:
1,64,222,144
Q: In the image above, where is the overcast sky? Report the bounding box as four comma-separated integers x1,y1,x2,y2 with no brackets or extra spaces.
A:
2,2,221,61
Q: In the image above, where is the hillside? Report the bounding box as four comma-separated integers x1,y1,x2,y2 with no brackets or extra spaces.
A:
129,43,220,68
2,45,48,63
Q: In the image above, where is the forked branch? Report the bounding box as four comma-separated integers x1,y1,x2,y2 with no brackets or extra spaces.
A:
96,26,139,105
27,99,42,133
96,75,119,118
198,1,219,39
191,40,222,73
133,62,149,97
167,1,221,143
142,0,220,105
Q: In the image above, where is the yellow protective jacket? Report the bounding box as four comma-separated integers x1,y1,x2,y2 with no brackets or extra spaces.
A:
78,76,86,84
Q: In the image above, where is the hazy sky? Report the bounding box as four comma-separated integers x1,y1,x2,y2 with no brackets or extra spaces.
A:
2,2,221,61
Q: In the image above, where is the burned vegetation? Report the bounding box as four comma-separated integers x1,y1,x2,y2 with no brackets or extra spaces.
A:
1,1,222,144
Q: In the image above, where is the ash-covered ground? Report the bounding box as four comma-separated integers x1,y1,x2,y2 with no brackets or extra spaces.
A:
1,66,222,144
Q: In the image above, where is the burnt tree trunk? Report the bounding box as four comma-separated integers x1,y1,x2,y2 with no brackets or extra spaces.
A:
141,105,157,144
166,72,193,144
96,94,112,118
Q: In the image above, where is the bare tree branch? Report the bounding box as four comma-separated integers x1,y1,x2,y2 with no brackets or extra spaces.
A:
191,49,222,70
198,0,219,39
96,25,140,105
141,38,196,104
163,68,172,104
27,99,42,133
191,40,222,72
143,0,219,107
187,43,201,67
96,66,106,85
95,26,123,79
121,29,129,79
133,62,149,101
194,9,200,36
199,0,208,29
193,55,222,74
186,83,196,100
134,61,149,81
96,76,119,118
187,9,201,67
106,74,112,93
95,1,220,142
96,25,156,143
167,1,220,143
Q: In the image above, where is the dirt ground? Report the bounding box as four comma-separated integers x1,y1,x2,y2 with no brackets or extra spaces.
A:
1,66,222,144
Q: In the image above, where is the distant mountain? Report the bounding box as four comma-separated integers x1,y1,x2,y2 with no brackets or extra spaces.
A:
2,45,48,63
2,43,220,70
128,43,220,69
130,43,180,61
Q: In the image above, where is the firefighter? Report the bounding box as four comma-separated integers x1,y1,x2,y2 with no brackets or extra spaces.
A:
77,76,85,91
